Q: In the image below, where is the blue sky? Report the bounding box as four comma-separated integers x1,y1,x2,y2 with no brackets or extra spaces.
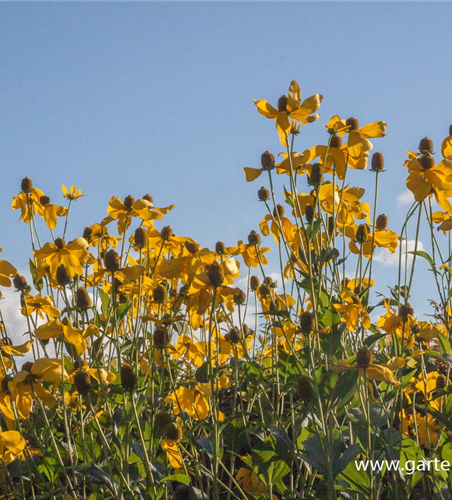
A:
1,2,452,318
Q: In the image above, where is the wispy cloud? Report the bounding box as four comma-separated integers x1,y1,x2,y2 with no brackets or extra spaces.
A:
396,190,414,207
374,239,424,267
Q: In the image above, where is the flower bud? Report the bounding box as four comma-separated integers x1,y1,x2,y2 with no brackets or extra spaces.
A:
21,177,33,193
298,375,314,403
419,137,434,153
207,261,224,287
247,230,261,245
376,214,388,230
121,363,138,392
134,227,148,249
142,194,153,203
346,117,359,131
371,152,385,172
356,347,373,369
104,249,120,272
259,283,270,297
261,151,275,170
258,186,270,201
76,287,91,309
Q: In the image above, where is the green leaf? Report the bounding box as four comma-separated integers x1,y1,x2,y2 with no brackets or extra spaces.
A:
439,332,451,355
29,258,43,292
408,250,435,268
161,474,191,486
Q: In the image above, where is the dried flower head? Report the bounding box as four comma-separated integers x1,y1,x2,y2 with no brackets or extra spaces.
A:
160,225,172,241
346,117,360,131
298,375,314,404
399,303,414,320
305,204,315,223
250,275,260,291
74,371,91,395
153,285,167,304
21,177,33,193
76,287,91,309
330,135,342,148
153,328,169,348
308,163,322,186
300,311,314,334
376,214,388,230
247,230,261,245
104,249,120,272
261,151,275,170
134,227,148,249
356,224,369,244
215,241,226,254
207,261,224,287
273,204,285,218
155,412,173,431
356,347,373,369
419,155,435,170
123,195,135,209
371,152,385,172
277,95,288,112
13,274,28,292
165,422,183,441
419,137,434,153
83,226,93,243
258,186,270,201
121,363,138,392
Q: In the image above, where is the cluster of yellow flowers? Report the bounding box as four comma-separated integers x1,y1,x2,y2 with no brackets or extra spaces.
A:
1,81,452,500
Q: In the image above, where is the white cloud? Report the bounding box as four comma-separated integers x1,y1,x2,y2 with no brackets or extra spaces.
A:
374,239,424,267
396,190,414,207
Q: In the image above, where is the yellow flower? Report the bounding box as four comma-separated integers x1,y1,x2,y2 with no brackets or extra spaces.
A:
334,288,370,331
35,320,88,356
34,237,91,278
332,355,405,386
0,430,26,465
166,385,210,420
21,293,61,320
255,80,322,146
62,184,86,200
12,187,45,223
0,251,17,287
405,153,452,211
